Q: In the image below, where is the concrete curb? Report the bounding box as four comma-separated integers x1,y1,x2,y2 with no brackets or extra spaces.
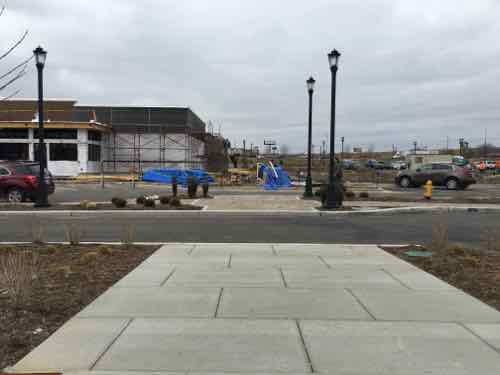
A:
0,205,498,216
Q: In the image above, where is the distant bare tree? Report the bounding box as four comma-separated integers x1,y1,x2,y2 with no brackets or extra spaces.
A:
280,144,290,156
0,4,30,100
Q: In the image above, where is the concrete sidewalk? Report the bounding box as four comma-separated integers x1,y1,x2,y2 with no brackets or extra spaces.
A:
10,243,500,375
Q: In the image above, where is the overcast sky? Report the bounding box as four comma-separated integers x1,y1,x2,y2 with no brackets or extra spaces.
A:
2,0,500,153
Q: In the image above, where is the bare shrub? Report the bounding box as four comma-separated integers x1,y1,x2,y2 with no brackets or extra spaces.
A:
480,227,500,252
0,250,41,309
79,251,98,265
65,223,81,245
430,223,448,252
97,245,115,256
121,223,136,246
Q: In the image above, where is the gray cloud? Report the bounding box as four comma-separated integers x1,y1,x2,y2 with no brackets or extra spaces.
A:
2,0,500,152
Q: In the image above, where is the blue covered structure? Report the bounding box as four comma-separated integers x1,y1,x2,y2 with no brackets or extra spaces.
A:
143,168,214,186
258,163,293,190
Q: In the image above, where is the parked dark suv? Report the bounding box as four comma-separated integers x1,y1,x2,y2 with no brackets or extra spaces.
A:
0,162,55,202
395,163,475,190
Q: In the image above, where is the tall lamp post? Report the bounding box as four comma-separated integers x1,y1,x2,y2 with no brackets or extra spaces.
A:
324,49,342,209
341,136,345,160
304,76,315,198
33,46,50,208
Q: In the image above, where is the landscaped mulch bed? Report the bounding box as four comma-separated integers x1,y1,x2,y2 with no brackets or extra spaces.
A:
382,245,500,311
0,244,158,370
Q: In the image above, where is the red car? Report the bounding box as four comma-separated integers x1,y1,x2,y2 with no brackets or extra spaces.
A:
0,162,55,203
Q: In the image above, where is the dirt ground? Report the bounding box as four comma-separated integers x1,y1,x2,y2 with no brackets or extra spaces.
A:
383,245,500,312
0,244,158,369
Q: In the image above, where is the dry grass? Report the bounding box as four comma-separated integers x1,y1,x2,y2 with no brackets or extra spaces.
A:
430,223,449,252
65,223,82,245
31,223,45,244
481,227,500,252
121,223,136,246
0,251,41,310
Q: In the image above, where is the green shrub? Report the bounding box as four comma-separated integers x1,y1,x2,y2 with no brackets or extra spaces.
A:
136,195,146,205
359,191,369,198
159,195,171,205
187,176,198,198
111,197,127,208
144,198,156,207
345,190,355,199
170,196,181,207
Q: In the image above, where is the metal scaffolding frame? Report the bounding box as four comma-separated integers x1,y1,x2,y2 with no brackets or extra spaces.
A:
101,124,205,174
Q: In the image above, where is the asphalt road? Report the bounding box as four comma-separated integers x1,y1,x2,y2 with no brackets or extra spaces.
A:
0,211,495,246
30,182,500,204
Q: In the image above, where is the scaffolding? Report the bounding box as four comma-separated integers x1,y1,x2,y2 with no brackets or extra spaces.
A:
73,106,207,174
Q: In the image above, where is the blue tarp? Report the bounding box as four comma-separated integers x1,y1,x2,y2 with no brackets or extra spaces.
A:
143,168,215,186
259,163,293,190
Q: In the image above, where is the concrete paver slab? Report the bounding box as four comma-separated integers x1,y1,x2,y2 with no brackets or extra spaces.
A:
230,255,324,267
13,318,129,373
154,244,195,256
191,243,274,256
282,268,407,289
166,268,284,287
94,318,310,373
218,287,372,320
114,265,174,287
275,243,382,257
351,289,500,323
385,268,457,290
322,254,412,267
66,372,181,375
466,324,500,353
143,254,229,266
78,287,221,318
300,321,500,374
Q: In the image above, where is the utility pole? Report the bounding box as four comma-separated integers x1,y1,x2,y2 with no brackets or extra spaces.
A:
484,128,487,157
413,141,417,154
446,136,449,151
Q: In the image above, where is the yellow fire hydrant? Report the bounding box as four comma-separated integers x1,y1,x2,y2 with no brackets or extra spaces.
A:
424,180,433,200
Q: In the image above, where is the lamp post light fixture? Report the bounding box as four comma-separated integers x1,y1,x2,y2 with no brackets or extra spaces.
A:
304,76,316,198
323,49,343,209
459,138,465,156
33,46,50,208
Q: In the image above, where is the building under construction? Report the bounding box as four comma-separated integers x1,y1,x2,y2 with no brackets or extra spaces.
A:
0,99,227,176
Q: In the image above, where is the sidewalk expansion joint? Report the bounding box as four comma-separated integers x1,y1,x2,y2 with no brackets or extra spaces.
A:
318,255,331,268
381,268,412,290
227,254,232,268
160,268,177,286
214,287,224,318
295,320,315,373
346,288,377,321
459,322,500,356
279,267,288,288
271,244,278,255
89,317,133,370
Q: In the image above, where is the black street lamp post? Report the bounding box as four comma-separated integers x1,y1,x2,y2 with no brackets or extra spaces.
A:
324,49,343,209
341,136,345,159
413,141,417,154
33,46,50,208
304,76,315,198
